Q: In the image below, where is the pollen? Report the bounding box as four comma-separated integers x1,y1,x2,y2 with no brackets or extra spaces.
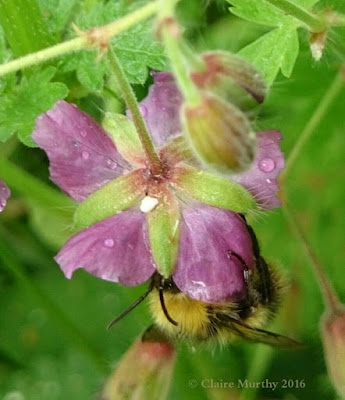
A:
140,196,159,213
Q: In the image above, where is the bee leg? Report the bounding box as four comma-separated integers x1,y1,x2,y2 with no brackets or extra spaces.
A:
238,215,272,303
158,277,178,326
227,250,253,307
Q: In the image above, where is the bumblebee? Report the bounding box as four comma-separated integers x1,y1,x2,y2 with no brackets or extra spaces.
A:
109,217,298,347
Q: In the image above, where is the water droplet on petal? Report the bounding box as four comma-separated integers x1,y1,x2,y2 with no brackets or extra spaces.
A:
139,105,147,117
72,140,78,147
259,158,275,172
80,130,87,138
103,238,114,248
81,151,89,160
266,178,272,184
106,159,117,170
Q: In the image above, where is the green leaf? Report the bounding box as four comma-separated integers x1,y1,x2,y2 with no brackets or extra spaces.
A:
0,25,15,95
239,23,299,85
0,0,54,57
229,0,286,27
229,0,319,27
0,67,68,146
38,0,78,37
60,1,167,88
74,170,145,230
147,192,180,278
229,0,318,85
111,20,168,84
172,166,257,213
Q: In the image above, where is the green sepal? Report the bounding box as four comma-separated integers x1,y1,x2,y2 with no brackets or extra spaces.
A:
147,191,180,278
103,113,145,166
74,170,146,230
172,166,257,213
160,136,196,165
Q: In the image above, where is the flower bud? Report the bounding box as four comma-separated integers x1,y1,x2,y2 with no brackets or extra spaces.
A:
321,307,345,398
100,338,175,400
182,93,256,173
309,30,328,61
190,51,267,110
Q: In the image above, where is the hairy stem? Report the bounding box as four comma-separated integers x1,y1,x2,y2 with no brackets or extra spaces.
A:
107,49,162,174
158,0,200,106
0,1,158,77
264,0,327,32
280,67,345,184
283,205,341,313
239,345,273,400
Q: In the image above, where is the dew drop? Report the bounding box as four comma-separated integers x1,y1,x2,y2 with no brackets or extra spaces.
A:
81,151,90,160
72,140,78,147
106,159,117,170
266,178,272,184
139,105,147,117
103,238,114,248
80,130,87,138
258,158,275,172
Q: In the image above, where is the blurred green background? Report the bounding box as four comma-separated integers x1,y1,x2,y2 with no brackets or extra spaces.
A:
1,0,345,399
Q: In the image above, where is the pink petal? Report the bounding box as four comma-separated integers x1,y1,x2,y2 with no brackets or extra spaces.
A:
229,130,284,209
134,72,183,148
173,204,253,303
0,179,10,212
33,100,130,202
55,210,156,286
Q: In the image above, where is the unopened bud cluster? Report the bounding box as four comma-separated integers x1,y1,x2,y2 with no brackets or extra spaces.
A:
182,48,267,174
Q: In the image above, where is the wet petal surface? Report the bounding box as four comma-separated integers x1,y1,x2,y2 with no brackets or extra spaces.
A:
55,210,156,286
173,204,253,303
229,130,284,209
135,72,183,148
33,100,130,202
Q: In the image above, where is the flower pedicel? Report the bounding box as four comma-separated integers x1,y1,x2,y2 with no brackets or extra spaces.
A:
32,72,295,346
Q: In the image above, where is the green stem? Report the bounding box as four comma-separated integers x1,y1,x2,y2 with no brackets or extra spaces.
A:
239,345,273,400
280,67,345,183
282,205,341,313
0,158,75,209
161,27,200,106
264,0,327,32
0,237,107,374
158,0,200,106
107,49,162,174
0,1,158,77
179,40,206,72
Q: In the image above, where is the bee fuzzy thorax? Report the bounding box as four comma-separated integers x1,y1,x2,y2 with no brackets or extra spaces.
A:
147,256,298,348
149,291,211,340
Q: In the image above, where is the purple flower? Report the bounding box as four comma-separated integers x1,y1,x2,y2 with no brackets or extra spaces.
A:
0,179,10,212
32,73,284,303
